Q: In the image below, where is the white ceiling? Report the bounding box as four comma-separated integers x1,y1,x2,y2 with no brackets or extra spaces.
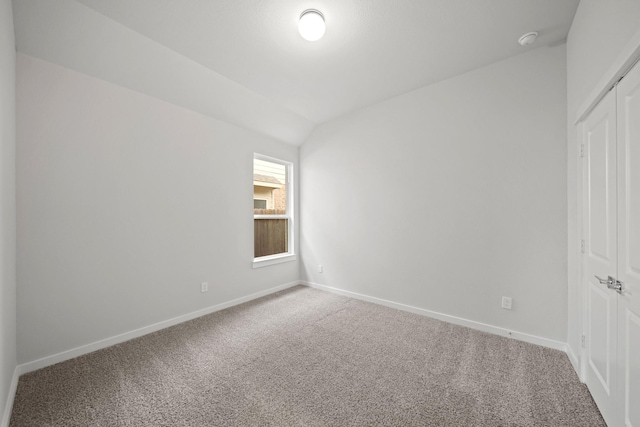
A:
13,0,579,145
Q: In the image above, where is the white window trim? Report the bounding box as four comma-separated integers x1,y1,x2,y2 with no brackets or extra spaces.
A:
253,253,297,269
253,153,295,267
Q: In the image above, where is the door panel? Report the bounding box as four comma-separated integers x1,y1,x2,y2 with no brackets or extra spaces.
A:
583,88,618,426
624,311,640,426
617,57,640,427
588,120,613,262
588,117,614,262
620,69,640,278
588,283,613,393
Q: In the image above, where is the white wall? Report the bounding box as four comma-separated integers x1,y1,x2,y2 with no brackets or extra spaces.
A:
0,0,16,423
567,0,640,122
16,54,299,364
12,0,315,146
300,45,567,342
566,0,640,366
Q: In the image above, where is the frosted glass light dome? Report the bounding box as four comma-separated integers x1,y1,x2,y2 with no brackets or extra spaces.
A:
299,10,325,41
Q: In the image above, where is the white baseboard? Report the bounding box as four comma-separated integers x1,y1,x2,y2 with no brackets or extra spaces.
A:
19,281,300,375
303,281,567,352
1,366,20,427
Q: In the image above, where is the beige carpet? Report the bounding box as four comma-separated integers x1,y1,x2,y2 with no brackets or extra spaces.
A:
10,285,604,426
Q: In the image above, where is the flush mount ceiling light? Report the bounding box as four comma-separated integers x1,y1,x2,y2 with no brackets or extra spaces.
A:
299,9,325,41
518,32,538,46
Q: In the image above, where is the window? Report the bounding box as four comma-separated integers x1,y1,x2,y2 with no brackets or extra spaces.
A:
253,199,267,209
253,154,295,267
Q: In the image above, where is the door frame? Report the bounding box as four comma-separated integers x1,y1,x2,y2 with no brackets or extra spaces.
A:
575,29,640,382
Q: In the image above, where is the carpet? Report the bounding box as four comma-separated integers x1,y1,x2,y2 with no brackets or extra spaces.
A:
9,285,604,426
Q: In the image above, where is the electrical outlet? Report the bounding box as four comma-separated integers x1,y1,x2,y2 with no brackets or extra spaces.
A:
501,296,512,310
318,265,323,273
201,282,209,293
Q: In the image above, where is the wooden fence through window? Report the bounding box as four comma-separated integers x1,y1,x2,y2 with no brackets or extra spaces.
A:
254,219,288,257
254,209,288,258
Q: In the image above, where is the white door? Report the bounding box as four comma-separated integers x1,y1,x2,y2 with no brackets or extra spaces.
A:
583,88,619,426
616,58,640,427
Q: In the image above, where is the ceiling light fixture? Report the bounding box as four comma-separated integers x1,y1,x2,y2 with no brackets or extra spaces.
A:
518,32,538,46
299,9,325,41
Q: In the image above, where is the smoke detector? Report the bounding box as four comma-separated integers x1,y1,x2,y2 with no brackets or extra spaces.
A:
518,32,538,46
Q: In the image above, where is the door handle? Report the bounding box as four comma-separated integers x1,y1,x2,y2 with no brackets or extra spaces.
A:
608,279,623,292
594,275,624,293
595,275,613,285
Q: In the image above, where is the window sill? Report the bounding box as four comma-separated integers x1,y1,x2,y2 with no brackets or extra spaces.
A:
253,253,297,269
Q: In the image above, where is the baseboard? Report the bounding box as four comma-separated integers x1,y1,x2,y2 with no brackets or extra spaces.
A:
19,281,300,374
303,281,566,352
1,366,21,427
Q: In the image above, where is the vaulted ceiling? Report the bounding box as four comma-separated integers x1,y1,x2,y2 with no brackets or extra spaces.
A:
13,0,579,144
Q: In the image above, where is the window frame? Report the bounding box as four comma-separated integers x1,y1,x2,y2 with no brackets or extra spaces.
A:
252,153,296,268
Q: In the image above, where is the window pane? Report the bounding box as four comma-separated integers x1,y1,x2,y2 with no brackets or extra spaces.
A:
254,218,288,257
253,159,286,215
253,157,290,259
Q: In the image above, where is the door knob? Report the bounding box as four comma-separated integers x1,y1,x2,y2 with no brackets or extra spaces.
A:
608,280,623,292
594,275,624,293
